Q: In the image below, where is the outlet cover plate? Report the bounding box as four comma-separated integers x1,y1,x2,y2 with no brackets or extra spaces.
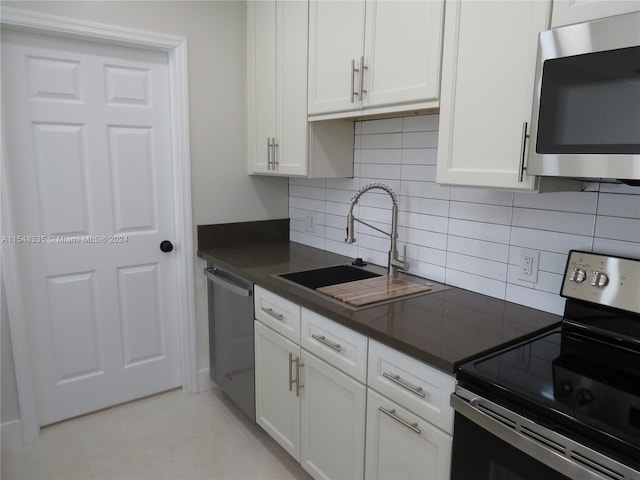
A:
518,248,539,283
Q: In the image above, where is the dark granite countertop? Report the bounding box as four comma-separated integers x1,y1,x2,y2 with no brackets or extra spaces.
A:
197,220,562,375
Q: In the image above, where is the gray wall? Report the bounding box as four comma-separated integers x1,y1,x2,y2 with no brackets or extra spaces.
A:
1,0,289,426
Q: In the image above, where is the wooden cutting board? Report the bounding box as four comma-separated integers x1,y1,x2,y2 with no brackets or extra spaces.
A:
317,276,431,307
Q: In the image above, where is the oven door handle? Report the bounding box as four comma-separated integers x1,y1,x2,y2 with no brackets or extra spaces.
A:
204,267,252,297
451,388,638,480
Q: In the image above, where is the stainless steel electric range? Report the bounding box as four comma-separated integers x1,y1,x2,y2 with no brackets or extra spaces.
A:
451,250,640,480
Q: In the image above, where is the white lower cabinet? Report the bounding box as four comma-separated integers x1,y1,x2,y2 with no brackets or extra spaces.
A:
254,300,367,480
365,389,452,480
254,289,452,480
254,320,301,460
300,350,366,480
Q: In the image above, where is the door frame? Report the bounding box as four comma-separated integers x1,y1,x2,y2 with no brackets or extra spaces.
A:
0,6,197,445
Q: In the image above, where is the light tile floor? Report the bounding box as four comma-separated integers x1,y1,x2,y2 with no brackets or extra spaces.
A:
1,388,312,480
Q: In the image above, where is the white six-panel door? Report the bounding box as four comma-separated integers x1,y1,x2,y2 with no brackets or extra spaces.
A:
2,29,181,426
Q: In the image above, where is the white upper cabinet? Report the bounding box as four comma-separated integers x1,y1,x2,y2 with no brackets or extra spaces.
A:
436,0,567,191
551,0,640,27
308,0,444,120
247,1,354,177
307,0,366,116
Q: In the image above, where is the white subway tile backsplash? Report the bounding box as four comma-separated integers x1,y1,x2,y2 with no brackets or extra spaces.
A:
359,163,402,180
448,218,511,244
359,148,402,165
362,117,403,134
513,191,598,214
402,131,438,149
416,245,447,267
449,201,513,225
596,193,640,219
445,270,506,300
400,164,437,182
450,186,514,206
401,180,450,200
402,196,450,217
401,148,438,166
400,211,449,234
404,227,448,250
592,238,640,258
505,284,566,315
594,216,640,242
511,208,595,236
289,114,640,315
510,227,593,254
403,114,439,132
360,132,403,149
448,236,510,263
446,252,508,282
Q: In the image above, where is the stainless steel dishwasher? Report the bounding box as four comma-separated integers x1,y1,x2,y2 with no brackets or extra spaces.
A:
204,264,255,421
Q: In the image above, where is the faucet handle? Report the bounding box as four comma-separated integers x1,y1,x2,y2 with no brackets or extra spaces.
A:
390,245,409,274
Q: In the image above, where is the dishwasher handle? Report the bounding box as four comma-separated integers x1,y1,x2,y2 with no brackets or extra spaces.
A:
204,267,252,297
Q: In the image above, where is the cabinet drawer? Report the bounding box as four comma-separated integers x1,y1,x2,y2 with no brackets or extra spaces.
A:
301,309,367,382
367,340,455,434
365,388,452,480
254,285,301,343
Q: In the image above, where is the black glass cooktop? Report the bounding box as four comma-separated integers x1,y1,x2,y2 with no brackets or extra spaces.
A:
456,325,640,470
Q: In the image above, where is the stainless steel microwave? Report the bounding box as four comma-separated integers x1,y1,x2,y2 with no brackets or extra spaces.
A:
527,11,640,184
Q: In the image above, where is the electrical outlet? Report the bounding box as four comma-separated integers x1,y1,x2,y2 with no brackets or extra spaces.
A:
518,249,539,283
303,213,317,233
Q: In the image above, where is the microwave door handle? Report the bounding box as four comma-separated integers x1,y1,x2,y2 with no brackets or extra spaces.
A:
518,121,529,183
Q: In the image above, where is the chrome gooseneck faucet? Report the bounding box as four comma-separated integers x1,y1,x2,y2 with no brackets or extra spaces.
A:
345,183,409,277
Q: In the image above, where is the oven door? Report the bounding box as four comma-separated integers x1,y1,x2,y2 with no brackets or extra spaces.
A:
451,387,637,480
451,413,570,480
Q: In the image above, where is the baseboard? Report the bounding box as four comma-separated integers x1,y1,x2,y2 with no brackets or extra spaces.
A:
198,368,216,393
1,419,24,450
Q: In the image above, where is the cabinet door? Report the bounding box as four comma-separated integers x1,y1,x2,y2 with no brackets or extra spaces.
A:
254,321,301,461
436,0,549,190
365,389,452,480
551,0,640,27
247,0,277,174
300,351,366,480
308,0,366,115
275,0,309,176
363,0,444,108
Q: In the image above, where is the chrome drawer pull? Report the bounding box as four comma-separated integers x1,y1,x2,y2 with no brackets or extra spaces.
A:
379,407,421,435
261,307,283,321
382,372,426,398
311,334,342,352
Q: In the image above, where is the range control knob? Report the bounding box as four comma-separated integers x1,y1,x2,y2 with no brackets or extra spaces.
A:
569,267,587,283
590,271,609,288
556,380,574,397
576,388,594,406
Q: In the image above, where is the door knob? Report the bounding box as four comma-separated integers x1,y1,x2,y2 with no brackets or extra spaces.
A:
160,240,174,252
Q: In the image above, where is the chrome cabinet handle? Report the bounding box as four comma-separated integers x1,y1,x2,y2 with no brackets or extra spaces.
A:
518,121,529,182
295,357,304,397
261,307,283,321
351,59,359,103
271,137,278,169
311,334,342,352
267,137,272,170
288,353,303,396
288,352,294,391
382,372,426,398
379,407,421,435
359,56,368,99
